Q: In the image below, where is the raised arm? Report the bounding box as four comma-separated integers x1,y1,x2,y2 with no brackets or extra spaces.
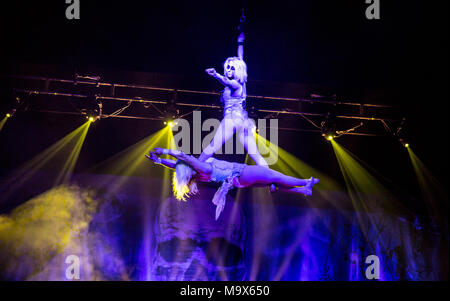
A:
237,32,244,60
152,148,212,175
146,151,176,169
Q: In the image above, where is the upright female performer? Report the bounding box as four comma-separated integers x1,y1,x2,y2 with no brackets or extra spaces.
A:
199,32,269,167
146,148,319,220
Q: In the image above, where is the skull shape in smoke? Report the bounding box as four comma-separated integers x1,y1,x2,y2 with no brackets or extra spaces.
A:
151,186,247,280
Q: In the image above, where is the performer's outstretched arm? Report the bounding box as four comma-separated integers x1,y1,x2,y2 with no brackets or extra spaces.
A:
205,68,241,90
152,148,212,175
145,151,176,169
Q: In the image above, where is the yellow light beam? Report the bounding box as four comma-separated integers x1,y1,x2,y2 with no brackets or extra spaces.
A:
162,127,176,200
255,133,341,191
92,128,166,175
251,133,346,280
1,121,91,200
90,127,171,197
331,140,401,205
53,121,91,186
241,151,279,281
330,139,407,247
331,140,382,236
255,132,351,220
0,117,8,132
407,147,447,224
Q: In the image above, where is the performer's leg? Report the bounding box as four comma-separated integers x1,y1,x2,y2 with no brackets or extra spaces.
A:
239,165,312,188
199,117,236,162
237,122,278,192
279,186,312,196
238,130,269,167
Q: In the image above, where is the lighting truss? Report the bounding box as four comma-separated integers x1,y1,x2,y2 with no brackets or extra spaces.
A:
4,74,404,137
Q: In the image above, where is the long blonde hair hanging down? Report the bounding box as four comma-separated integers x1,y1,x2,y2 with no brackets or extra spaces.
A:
172,160,198,201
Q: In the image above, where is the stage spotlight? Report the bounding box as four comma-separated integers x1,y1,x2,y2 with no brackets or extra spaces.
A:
395,119,411,148
164,120,178,128
80,97,102,123
163,103,179,128
321,112,337,141
85,115,98,122
82,108,100,123
399,138,409,148
5,107,17,118
400,139,410,148
321,130,335,141
4,92,25,119
322,131,335,141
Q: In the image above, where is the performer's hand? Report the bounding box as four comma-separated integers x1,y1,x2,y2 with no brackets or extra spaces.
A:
237,32,245,43
152,148,164,155
145,151,159,162
205,68,217,77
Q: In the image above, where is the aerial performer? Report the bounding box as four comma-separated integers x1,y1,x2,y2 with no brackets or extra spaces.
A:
146,148,319,220
199,13,269,168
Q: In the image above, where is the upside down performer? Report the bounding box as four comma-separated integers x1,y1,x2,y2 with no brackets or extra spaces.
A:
146,148,319,220
199,31,269,168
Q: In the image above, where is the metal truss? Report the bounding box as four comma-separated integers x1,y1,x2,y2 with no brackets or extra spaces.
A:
4,74,404,137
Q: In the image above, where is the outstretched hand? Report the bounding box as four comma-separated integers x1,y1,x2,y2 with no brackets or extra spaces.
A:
145,151,160,163
205,68,217,77
152,148,165,155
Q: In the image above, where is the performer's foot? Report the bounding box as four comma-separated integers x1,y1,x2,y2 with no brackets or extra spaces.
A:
310,177,319,185
304,177,319,195
305,188,312,196
270,183,278,193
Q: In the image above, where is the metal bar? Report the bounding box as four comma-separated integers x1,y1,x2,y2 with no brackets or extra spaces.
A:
336,115,397,122
6,74,394,108
259,109,398,122
176,102,221,109
14,88,398,122
31,109,383,136
258,109,325,117
14,89,88,99
34,110,163,121
97,96,167,105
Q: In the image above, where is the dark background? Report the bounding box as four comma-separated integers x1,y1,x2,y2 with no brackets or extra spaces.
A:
0,0,448,217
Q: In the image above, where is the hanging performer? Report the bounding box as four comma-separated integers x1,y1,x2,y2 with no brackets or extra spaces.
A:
199,11,269,169
146,148,319,220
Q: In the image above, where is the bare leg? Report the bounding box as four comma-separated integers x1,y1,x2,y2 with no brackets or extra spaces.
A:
238,130,268,167
280,186,312,196
199,117,236,162
239,165,310,188
237,125,277,192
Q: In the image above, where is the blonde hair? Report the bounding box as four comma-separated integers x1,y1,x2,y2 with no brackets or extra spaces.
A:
172,160,198,201
223,57,248,84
